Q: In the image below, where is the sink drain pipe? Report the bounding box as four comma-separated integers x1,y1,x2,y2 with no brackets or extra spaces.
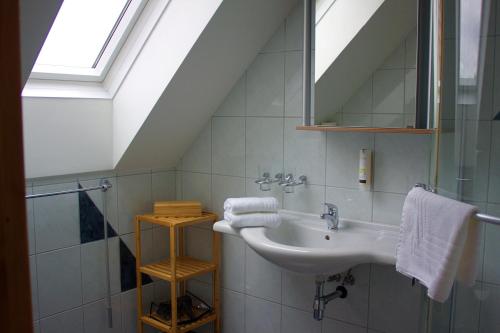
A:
313,280,348,321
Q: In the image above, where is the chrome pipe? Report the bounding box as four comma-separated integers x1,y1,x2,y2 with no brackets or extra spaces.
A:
101,179,113,328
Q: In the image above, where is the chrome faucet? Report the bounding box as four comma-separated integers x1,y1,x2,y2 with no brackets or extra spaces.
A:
279,173,307,193
255,172,284,191
321,203,339,230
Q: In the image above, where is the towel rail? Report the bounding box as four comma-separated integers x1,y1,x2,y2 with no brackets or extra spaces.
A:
25,180,112,199
414,183,500,226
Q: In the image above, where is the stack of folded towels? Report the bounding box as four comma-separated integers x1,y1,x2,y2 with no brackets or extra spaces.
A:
223,197,281,228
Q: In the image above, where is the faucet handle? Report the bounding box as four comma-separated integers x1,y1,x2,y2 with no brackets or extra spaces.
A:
323,203,337,214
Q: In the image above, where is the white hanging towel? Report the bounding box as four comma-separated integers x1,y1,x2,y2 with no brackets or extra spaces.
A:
396,187,480,302
223,197,278,214
223,211,281,228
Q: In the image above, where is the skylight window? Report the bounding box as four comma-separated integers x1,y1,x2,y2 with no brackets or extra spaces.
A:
31,0,145,81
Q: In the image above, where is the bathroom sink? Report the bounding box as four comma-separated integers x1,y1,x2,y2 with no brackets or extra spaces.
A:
213,210,399,275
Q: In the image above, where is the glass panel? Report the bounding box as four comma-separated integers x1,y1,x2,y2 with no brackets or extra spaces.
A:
429,0,498,331
35,0,129,69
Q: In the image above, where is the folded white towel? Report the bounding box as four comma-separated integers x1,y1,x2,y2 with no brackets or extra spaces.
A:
223,197,278,214
224,211,281,228
396,188,480,302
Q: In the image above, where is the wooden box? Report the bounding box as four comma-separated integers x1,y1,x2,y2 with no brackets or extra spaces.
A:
154,201,202,217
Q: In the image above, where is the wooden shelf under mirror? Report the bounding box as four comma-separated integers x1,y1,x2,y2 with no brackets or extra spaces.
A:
296,126,435,134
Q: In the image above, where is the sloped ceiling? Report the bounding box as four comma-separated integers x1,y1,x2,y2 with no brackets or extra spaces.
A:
19,0,62,86
114,0,298,171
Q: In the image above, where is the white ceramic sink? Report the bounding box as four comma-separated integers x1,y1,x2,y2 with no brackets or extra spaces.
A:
213,210,399,275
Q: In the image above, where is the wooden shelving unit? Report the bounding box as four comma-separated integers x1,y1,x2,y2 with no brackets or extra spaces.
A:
135,212,220,333
296,125,435,134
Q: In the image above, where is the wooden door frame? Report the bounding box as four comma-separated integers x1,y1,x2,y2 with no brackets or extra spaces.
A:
0,1,34,332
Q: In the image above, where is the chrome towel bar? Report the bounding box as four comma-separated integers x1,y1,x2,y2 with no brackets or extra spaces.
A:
25,179,112,199
414,183,500,226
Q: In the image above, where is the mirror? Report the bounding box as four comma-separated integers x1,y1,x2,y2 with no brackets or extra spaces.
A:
303,0,440,130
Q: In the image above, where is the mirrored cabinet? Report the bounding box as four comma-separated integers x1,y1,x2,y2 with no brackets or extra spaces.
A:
299,0,441,133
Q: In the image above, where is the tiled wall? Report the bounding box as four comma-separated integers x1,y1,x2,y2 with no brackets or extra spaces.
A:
326,28,418,128
26,169,175,333
430,0,500,331
176,4,432,333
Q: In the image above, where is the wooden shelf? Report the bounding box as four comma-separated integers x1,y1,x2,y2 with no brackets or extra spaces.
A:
135,210,220,333
140,312,217,333
140,257,216,281
296,126,435,134
137,212,218,228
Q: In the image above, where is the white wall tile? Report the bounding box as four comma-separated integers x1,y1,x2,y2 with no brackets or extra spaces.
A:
33,182,80,252
212,174,246,218
285,51,303,117
246,53,284,117
342,113,373,127
30,255,39,320
262,23,285,53
283,184,325,215
380,42,405,69
81,237,121,303
373,70,405,114
326,132,374,189
152,171,175,202
284,118,326,185
325,186,373,221
483,204,500,284
186,279,213,304
37,246,82,317
83,296,122,333
34,321,40,333
245,295,281,333
40,308,84,333
479,283,500,333
245,246,282,303
372,114,404,128
181,172,212,210
281,306,321,333
459,121,491,202
452,282,482,333
322,318,366,333
186,226,213,263
488,122,500,203
222,289,245,333
343,78,373,115
372,192,405,225
405,28,417,69
285,3,303,51
245,117,284,179
404,68,417,115
477,37,495,121
212,117,245,177
121,229,153,265
120,284,154,333
117,173,152,235
181,121,212,174
26,186,36,255
222,234,246,292
282,271,316,311
324,265,370,327
374,134,431,194
369,264,423,333
215,74,246,117
152,226,169,262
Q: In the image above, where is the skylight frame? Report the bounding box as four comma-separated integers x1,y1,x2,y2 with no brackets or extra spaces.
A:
30,0,147,82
